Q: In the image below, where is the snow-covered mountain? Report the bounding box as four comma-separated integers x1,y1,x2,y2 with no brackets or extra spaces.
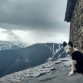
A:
0,42,66,78
0,41,28,50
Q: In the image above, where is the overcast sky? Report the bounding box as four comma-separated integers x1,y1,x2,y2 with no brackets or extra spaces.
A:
0,0,70,44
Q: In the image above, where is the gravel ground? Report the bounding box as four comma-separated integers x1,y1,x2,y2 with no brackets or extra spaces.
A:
21,66,83,83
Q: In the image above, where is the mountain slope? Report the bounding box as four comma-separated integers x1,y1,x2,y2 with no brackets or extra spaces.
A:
0,43,66,77
0,59,83,83
0,58,69,83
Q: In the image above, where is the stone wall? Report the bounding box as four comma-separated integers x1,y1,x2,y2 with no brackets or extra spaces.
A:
70,0,83,51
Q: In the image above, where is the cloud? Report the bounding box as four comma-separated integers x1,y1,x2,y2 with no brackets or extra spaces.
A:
0,28,10,41
0,0,69,43
0,0,68,30
11,29,69,44
0,27,69,44
0,28,18,41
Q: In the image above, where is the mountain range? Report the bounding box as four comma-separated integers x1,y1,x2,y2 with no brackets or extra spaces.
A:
0,41,28,50
0,42,66,77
